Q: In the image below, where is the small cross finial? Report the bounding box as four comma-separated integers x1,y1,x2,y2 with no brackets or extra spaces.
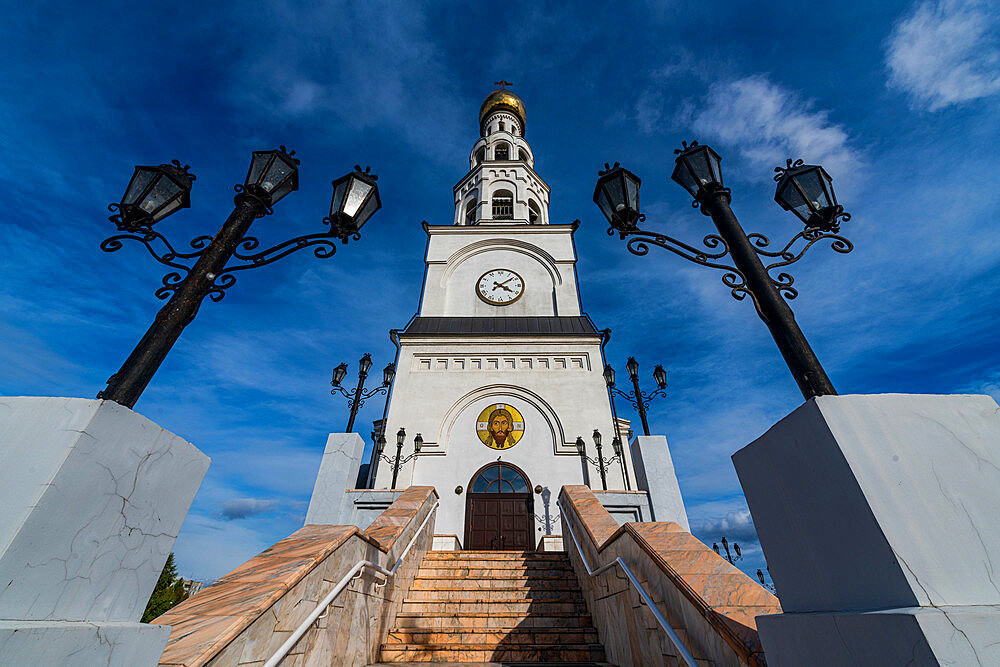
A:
494,79,514,89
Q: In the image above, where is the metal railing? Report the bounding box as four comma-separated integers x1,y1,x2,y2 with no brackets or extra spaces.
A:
557,500,698,667
263,502,439,667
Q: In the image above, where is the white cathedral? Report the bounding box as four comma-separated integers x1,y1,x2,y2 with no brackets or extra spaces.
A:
306,86,688,550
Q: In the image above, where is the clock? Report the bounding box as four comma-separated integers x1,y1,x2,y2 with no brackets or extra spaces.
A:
476,269,524,305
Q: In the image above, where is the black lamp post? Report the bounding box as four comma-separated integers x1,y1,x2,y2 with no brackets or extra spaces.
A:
379,428,421,489
605,357,668,437
576,429,624,491
331,354,395,433
98,155,382,408
594,144,853,401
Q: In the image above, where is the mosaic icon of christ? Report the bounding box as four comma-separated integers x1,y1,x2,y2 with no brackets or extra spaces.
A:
476,403,524,450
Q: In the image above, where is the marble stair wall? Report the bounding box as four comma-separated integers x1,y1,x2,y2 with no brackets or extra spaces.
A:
560,485,781,666
155,486,438,667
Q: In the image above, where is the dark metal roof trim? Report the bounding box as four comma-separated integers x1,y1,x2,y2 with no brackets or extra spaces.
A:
401,316,598,336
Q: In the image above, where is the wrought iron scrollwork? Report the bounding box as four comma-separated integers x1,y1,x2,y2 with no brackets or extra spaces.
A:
611,385,669,412
101,223,214,299
614,219,852,308
746,227,854,300
331,382,388,410
102,213,351,302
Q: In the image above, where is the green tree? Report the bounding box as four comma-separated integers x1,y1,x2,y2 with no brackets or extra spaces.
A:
141,553,190,623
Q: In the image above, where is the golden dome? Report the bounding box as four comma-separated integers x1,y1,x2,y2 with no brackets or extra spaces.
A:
479,88,526,135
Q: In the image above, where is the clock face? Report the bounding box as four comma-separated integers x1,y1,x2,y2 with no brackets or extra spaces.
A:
477,269,524,305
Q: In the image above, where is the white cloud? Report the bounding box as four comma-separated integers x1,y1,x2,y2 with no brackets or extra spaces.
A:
694,508,759,543
688,75,862,192
886,0,1000,111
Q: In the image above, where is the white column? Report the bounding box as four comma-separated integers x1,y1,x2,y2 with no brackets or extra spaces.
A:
733,394,1000,666
0,397,209,666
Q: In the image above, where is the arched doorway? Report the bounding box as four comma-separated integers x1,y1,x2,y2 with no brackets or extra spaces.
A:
465,462,534,550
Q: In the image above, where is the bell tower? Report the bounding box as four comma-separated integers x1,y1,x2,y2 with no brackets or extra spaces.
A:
454,84,550,226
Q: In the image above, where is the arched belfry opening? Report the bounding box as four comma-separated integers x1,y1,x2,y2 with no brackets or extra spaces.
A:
494,142,510,161
465,462,533,550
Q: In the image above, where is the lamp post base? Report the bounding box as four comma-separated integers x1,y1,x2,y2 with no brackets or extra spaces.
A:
733,394,1000,664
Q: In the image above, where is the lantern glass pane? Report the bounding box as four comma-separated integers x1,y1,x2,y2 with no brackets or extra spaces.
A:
625,173,639,210
124,169,157,205
268,176,296,204
262,157,294,194
605,174,626,212
247,153,270,187
355,190,380,227
796,168,832,210
329,178,348,217
626,357,639,380
152,196,184,222
778,178,811,221
595,185,616,221
685,149,715,187
143,177,182,215
671,160,699,196
344,178,373,218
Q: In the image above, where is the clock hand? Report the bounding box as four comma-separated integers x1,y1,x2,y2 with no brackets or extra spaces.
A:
493,282,513,292
496,276,516,287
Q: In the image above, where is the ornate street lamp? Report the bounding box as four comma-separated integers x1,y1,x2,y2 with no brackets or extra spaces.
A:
593,142,853,400
378,428,421,489
98,153,383,409
606,357,669,436
331,354,395,433
575,429,624,491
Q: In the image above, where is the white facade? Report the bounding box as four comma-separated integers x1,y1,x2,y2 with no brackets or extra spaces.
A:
369,89,644,545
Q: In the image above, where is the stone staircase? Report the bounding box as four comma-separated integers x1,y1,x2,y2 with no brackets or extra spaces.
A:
379,550,608,664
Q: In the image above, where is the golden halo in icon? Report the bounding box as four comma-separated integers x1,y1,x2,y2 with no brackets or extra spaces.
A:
476,403,524,450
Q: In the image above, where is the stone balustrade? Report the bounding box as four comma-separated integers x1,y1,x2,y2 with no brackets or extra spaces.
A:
559,485,780,667
155,486,438,667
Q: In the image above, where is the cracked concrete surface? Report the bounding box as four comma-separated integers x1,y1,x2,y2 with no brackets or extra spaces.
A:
0,397,209,665
736,394,1000,665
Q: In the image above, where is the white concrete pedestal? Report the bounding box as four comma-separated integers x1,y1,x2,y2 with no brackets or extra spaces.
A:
629,435,689,529
733,394,1000,666
0,397,209,666
304,433,366,525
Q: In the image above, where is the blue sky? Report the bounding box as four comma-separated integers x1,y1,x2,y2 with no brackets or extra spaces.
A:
2,1,1000,584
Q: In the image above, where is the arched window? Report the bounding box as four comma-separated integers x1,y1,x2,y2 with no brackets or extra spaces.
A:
492,189,514,220
470,463,530,493
528,199,540,224
499,121,505,132
465,199,477,224
518,148,528,162
494,142,510,161
474,147,485,166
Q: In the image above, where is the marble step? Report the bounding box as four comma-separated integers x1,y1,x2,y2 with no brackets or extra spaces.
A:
378,643,606,663
386,627,600,646
425,551,570,561
411,578,580,590
415,571,577,578
406,588,584,601
416,566,575,578
401,599,587,615
392,612,595,630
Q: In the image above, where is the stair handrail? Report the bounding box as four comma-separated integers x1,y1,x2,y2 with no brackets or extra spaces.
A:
557,499,698,667
263,501,439,667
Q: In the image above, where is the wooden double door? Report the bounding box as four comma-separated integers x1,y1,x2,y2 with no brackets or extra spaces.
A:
464,463,534,550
